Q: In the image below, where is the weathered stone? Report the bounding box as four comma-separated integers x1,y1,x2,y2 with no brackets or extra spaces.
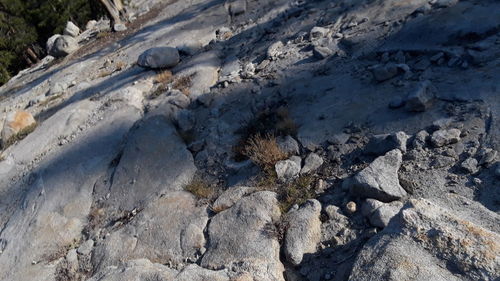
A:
362,199,403,228
46,34,61,54
348,149,407,202
88,259,178,281
77,239,94,256
267,41,284,60
276,157,301,181
284,199,322,265
49,35,79,58
1,111,36,145
137,47,180,69
277,135,300,156
313,46,334,59
113,23,127,32
175,109,195,132
461,157,479,174
430,128,461,147
201,191,284,281
310,26,329,39
365,131,409,155
85,20,97,30
94,191,208,270
48,81,68,96
212,186,255,212
405,80,435,112
107,115,196,211
372,64,399,81
478,148,498,167
301,152,323,174
349,199,500,281
345,201,357,214
63,21,80,37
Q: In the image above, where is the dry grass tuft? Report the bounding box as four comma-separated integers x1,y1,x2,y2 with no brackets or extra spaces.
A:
242,133,287,170
185,179,215,199
114,61,126,71
154,70,173,84
172,75,193,96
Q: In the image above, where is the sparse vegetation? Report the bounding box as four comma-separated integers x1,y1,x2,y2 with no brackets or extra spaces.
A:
185,179,215,199
154,70,173,84
233,104,298,162
82,206,106,239
172,75,193,96
243,133,287,170
43,238,81,263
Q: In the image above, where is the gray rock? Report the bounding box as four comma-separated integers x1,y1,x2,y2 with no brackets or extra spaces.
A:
348,149,407,202
201,191,284,281
405,80,435,112
284,199,322,265
313,46,334,59
94,191,208,269
85,20,97,30
176,109,195,132
310,26,329,39
362,199,403,228
46,34,61,54
461,157,478,174
267,41,284,60
107,115,196,211
63,21,80,37
430,128,461,147
77,239,94,256
412,130,429,148
495,165,500,178
349,199,500,281
276,157,301,181
113,23,127,32
137,47,180,69
372,64,399,81
388,96,405,109
226,0,247,16
277,135,300,155
301,152,323,174
365,131,409,155
478,148,498,167
48,81,68,96
88,259,178,281
431,118,454,130
49,35,79,57
212,186,255,212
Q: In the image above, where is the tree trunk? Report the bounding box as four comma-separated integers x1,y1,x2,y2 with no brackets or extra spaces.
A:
98,0,124,24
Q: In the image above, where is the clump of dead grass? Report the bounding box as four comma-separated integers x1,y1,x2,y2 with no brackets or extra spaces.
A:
242,133,287,170
172,75,193,96
154,70,173,84
185,179,216,199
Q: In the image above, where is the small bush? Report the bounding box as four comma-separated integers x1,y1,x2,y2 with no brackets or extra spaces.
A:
154,70,173,84
173,75,193,96
242,133,287,170
279,175,315,212
185,179,215,199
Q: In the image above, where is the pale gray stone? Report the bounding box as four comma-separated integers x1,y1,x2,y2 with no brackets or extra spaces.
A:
405,80,435,112
276,158,301,181
201,191,284,281
107,115,196,211
212,186,255,212
63,21,80,37
348,149,407,202
284,199,321,265
49,35,79,57
430,128,461,147
301,152,323,174
365,131,409,155
277,135,300,155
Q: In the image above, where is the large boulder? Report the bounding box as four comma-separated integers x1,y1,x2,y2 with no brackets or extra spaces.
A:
349,199,500,281
284,199,322,265
107,115,196,211
137,47,180,69
361,199,404,228
49,35,79,57
93,191,208,270
1,111,36,146
347,149,407,202
212,186,255,212
201,191,285,281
